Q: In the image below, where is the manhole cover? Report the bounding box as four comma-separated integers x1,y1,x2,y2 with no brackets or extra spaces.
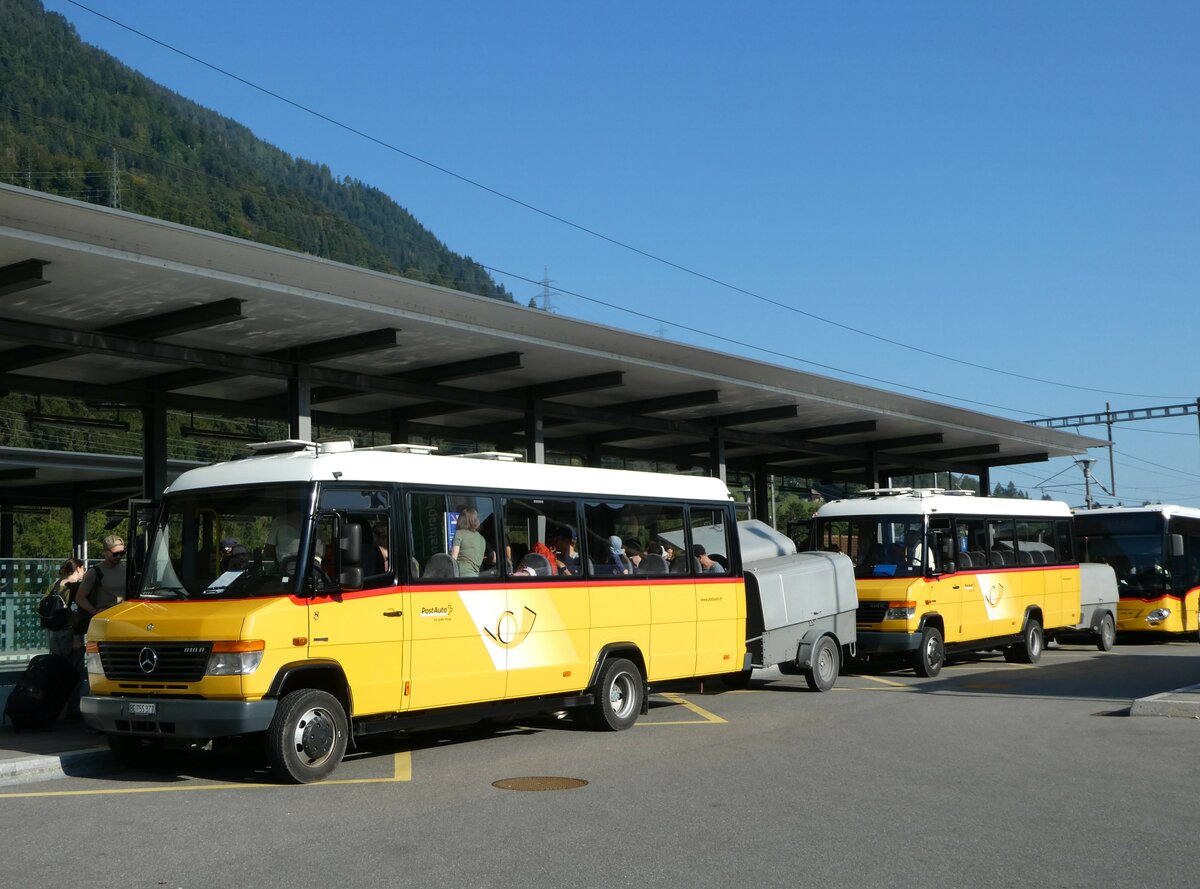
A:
492,776,588,792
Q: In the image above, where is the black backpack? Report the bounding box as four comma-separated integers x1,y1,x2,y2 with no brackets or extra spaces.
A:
37,581,70,631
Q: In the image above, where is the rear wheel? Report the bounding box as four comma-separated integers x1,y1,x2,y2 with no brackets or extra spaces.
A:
914,625,944,678
266,688,348,784
1097,614,1116,652
587,658,643,731
1005,618,1044,664
804,636,840,692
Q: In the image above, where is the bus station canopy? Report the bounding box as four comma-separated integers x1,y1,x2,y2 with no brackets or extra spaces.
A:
0,184,1103,511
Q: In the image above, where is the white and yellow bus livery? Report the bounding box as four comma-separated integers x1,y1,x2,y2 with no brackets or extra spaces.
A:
811,489,1080,677
82,439,751,782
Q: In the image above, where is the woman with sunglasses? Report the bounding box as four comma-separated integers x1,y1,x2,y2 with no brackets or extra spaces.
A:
73,535,128,637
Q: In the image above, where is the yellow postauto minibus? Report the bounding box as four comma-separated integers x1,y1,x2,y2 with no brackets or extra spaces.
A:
811,488,1080,677
82,439,748,782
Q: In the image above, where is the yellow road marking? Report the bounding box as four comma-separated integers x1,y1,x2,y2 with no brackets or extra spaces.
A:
0,751,412,799
857,674,908,688
643,692,727,725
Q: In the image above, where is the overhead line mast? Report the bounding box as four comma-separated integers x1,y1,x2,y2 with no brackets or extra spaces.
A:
1028,398,1200,497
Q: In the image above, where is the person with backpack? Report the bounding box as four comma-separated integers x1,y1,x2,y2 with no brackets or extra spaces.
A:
73,535,127,638
39,557,85,656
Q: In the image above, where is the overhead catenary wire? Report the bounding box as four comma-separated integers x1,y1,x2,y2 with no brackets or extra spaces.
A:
58,0,1188,403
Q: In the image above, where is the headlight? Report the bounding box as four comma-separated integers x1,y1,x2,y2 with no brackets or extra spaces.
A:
884,601,916,621
84,641,103,675
1146,608,1172,623
206,640,265,675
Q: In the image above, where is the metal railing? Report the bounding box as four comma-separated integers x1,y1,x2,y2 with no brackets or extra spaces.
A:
0,559,60,666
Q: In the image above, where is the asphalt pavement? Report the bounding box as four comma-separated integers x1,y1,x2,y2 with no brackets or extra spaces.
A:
2,647,1200,788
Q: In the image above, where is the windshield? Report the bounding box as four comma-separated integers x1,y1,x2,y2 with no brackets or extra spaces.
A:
138,483,312,600
813,515,927,579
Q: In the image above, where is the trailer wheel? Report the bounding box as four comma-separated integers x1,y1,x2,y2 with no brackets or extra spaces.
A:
914,625,944,678
804,636,840,692
1004,618,1044,664
1097,614,1116,652
587,658,643,731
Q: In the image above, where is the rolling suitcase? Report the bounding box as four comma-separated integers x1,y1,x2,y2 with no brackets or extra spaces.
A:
3,653,79,731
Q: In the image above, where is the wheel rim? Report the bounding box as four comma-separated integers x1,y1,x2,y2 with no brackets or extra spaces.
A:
609,671,637,720
292,706,337,766
1029,626,1042,658
1102,618,1115,647
816,644,836,682
926,633,944,669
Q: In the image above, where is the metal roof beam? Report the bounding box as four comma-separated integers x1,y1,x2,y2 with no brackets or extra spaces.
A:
904,444,1001,461
709,404,799,427
0,298,246,372
393,371,626,422
260,327,401,364
0,259,50,296
787,420,878,439
618,389,721,415
110,298,246,340
865,433,945,451
977,452,1051,468
308,350,523,405
395,351,524,384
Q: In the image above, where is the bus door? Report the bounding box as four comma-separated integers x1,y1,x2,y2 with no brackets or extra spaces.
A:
923,517,962,640
307,487,406,718
690,508,739,676
1050,518,1078,628
913,517,959,642
501,497,591,700
406,491,507,710
953,517,991,641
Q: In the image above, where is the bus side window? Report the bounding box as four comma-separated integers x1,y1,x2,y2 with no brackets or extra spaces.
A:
1054,519,1074,564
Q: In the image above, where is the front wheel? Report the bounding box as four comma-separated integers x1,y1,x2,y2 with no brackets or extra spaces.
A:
914,625,944,678
587,658,643,731
804,636,840,692
1004,618,1044,664
1097,614,1116,652
266,688,348,784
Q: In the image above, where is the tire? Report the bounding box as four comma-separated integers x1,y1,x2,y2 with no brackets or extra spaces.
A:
804,636,840,692
914,625,944,678
266,688,349,784
1097,614,1116,652
1005,618,1044,664
588,657,643,731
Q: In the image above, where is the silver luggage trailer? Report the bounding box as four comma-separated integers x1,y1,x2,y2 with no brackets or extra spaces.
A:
1047,562,1119,651
744,550,858,691
663,520,857,690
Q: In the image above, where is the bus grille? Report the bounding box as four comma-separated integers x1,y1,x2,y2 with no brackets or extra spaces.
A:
98,642,211,682
856,601,888,624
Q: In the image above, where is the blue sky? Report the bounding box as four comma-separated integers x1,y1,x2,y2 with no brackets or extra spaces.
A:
41,0,1200,507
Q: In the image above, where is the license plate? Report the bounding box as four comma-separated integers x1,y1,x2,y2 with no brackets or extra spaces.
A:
127,701,158,717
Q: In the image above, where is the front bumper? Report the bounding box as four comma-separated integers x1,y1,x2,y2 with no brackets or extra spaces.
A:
855,629,920,655
81,695,277,739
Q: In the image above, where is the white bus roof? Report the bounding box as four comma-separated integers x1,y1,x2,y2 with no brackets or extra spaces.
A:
815,488,1071,519
165,440,734,503
1073,504,1200,521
